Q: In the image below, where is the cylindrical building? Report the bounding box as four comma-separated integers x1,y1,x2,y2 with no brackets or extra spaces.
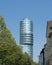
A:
20,18,33,58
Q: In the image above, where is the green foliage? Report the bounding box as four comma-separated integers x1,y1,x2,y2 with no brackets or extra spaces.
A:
18,53,31,65
0,16,38,65
0,16,16,44
0,43,22,65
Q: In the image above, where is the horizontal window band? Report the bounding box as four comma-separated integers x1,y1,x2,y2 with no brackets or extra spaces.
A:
20,43,33,45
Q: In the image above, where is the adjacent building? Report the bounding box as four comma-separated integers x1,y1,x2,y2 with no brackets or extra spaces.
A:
20,18,33,58
39,21,52,65
45,21,52,65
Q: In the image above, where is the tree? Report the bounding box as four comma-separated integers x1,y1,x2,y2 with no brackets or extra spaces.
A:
0,16,22,65
0,16,16,44
0,16,38,65
18,53,32,65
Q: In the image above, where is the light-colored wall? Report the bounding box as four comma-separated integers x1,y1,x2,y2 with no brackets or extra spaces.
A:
45,21,52,65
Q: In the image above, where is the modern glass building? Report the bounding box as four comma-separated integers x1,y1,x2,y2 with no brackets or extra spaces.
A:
20,18,33,58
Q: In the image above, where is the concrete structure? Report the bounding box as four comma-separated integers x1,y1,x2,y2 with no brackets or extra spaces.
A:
45,21,52,65
20,18,33,58
39,21,52,65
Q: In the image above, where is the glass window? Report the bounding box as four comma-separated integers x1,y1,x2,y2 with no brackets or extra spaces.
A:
50,27,52,29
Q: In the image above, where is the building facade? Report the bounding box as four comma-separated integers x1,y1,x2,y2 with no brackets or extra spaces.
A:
20,18,33,58
45,21,52,65
39,21,52,65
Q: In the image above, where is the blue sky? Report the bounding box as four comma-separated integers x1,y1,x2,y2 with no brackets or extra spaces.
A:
0,0,52,62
